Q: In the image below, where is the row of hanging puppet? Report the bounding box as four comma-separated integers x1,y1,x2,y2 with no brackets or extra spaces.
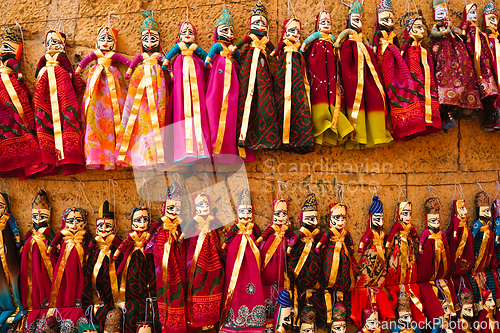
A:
4,0,500,178
3,181,500,333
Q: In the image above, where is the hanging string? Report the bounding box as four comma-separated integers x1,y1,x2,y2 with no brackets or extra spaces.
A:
436,281,451,318
320,0,325,12
144,297,157,323
79,181,95,217
41,179,46,191
185,6,197,22
85,305,97,330
371,184,381,198
494,181,500,201
276,180,285,200
457,276,466,298
411,0,419,15
304,183,320,198
452,183,465,201
120,303,127,333
14,22,27,65
108,179,118,213
397,185,407,202
476,182,491,202
287,0,297,19
54,308,62,322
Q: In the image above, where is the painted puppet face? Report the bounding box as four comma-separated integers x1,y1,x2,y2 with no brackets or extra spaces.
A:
399,204,412,224
457,202,468,219
302,211,318,227
179,22,196,43
350,13,363,32
136,323,152,333
195,196,210,216
132,209,149,231
300,323,315,333
434,6,449,21
284,20,301,42
141,30,160,52
238,204,253,223
479,206,492,219
0,196,6,217
398,311,411,324
45,31,65,53
65,210,86,232
32,208,50,227
485,294,495,310
331,321,347,333
251,15,268,34
365,312,379,331
427,213,440,229
330,205,347,229
96,28,116,51
165,200,181,220
410,19,425,40
378,11,394,31
96,218,114,237
217,24,234,42
278,307,292,329
441,299,450,317
466,5,477,22
461,303,473,319
1,40,19,56
273,201,288,225
371,213,383,228
485,14,498,31
318,11,332,32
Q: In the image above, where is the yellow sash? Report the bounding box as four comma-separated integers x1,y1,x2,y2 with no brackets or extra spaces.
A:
49,229,86,307
411,40,433,123
26,227,53,309
37,53,65,160
293,227,320,277
159,216,182,301
85,50,121,136
92,235,119,308
117,52,164,164
238,34,269,157
119,231,149,301
179,42,204,156
327,228,350,288
262,224,288,271
0,61,29,128
428,231,448,280
474,223,492,273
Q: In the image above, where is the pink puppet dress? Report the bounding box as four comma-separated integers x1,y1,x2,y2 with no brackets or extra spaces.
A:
316,203,358,323
0,26,42,178
417,197,454,322
164,22,211,165
47,207,92,331
220,189,266,333
205,7,255,164
20,190,57,332
76,26,131,170
32,30,86,177
400,16,442,135
460,3,500,131
146,182,187,333
257,199,295,326
352,196,394,328
184,193,224,331
115,11,168,169
373,0,424,141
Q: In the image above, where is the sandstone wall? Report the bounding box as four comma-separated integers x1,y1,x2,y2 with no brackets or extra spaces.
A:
1,0,500,331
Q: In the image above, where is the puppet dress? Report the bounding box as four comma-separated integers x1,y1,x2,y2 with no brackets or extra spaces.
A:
166,42,211,164
115,52,168,169
446,215,474,278
385,221,418,286
338,31,393,149
206,42,254,163
259,224,294,323
375,31,425,141
401,40,442,135
116,231,158,333
0,55,42,176
20,227,56,332
220,223,266,333
33,52,85,175
80,50,129,169
184,216,224,329
147,217,187,333
48,229,90,331
305,33,353,146
430,26,482,115
273,41,314,154
81,234,122,332
236,34,280,153
0,205,24,331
